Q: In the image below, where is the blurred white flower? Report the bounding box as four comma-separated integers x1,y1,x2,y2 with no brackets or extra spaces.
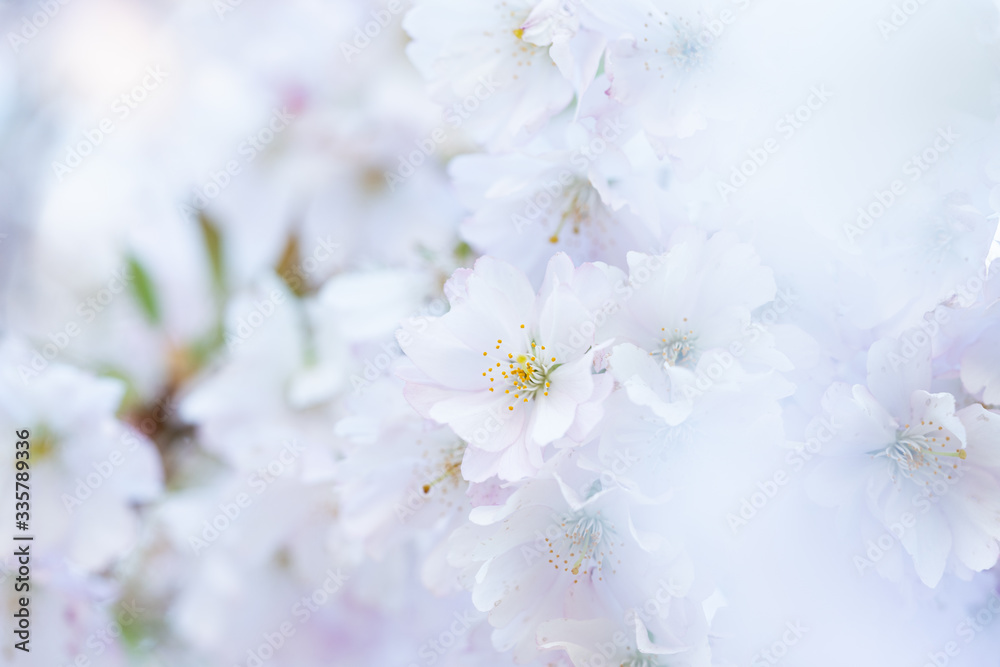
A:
809,334,1000,586
0,336,162,573
404,0,576,147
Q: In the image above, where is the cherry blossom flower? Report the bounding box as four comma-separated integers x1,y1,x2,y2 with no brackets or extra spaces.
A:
0,336,163,573
404,0,577,147
398,253,616,481
808,333,1000,586
607,230,791,423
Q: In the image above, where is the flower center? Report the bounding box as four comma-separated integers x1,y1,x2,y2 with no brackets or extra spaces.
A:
650,420,695,457
421,441,466,495
666,19,706,70
622,656,660,667
548,180,599,244
512,354,550,393
543,511,617,582
499,8,549,82
482,331,560,410
655,321,696,367
872,420,966,486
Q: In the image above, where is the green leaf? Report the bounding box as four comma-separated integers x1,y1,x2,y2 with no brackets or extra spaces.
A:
453,240,474,262
127,256,160,325
198,212,225,295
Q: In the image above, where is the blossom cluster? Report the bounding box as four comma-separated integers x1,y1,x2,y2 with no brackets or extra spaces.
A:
2,0,1000,665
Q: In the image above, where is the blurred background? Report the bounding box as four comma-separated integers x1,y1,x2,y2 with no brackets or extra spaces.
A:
1,0,1000,665
0,1,482,665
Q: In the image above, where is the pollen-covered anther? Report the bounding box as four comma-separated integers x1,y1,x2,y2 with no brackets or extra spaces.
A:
875,425,967,485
